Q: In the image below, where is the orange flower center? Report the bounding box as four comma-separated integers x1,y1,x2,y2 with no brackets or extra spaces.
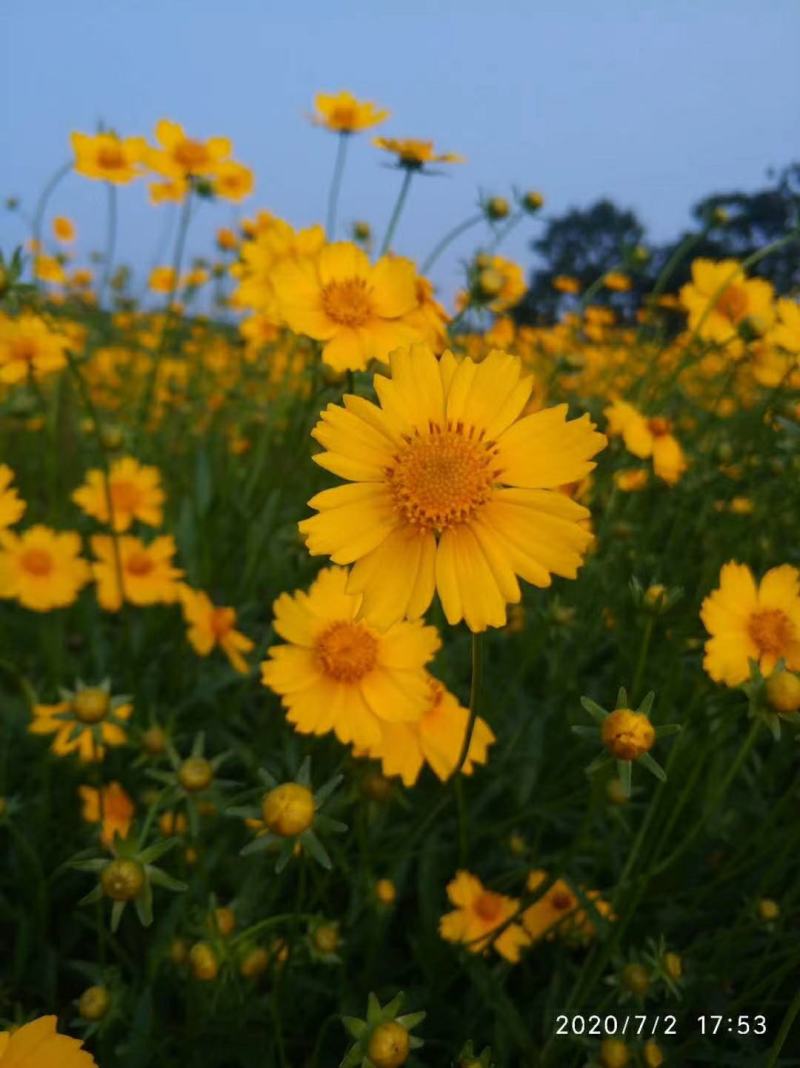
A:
386,423,500,533
321,277,373,327
174,139,210,171
12,338,39,363
329,105,357,130
110,480,141,513
647,417,671,437
749,608,794,657
126,551,154,577
73,688,110,724
210,607,234,638
551,891,575,911
315,620,378,683
716,284,748,324
97,145,125,170
474,890,504,923
21,548,53,576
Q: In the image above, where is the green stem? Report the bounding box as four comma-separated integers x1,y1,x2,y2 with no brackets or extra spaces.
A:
99,182,118,306
630,614,655,704
421,211,483,273
765,986,800,1068
453,632,483,863
326,132,349,240
380,169,414,256
488,211,523,253
31,159,72,266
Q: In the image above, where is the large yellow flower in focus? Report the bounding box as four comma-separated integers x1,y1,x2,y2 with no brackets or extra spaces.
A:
260,566,439,751
71,131,147,183
300,345,605,631
72,456,165,532
0,526,90,611
0,1015,97,1067
271,243,420,371
701,562,800,687
680,259,775,344
312,90,389,133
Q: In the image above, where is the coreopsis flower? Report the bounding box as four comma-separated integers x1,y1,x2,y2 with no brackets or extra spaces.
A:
0,311,69,384
260,566,439,750
0,525,90,611
34,254,66,285
604,400,687,485
341,993,424,1068
604,271,631,292
180,587,254,674
270,242,420,372
149,177,189,204
71,131,147,183
439,871,529,962
72,456,165,532
30,681,132,762
311,90,389,133
521,871,581,942
0,465,25,530
373,137,464,170
212,160,255,202
79,781,135,846
90,534,183,611
53,215,76,242
300,345,605,631
148,266,178,293
553,274,580,295
472,255,526,312
364,674,494,786
397,270,450,351
146,119,232,180
230,212,326,321
770,297,800,354
0,1016,98,1068
680,258,775,343
701,562,800,686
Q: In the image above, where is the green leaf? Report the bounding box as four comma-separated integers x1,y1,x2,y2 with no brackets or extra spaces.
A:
301,830,332,869
580,697,608,722
616,759,632,796
638,690,656,717
639,753,666,781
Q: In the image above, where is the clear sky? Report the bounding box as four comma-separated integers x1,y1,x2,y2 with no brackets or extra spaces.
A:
1,0,798,299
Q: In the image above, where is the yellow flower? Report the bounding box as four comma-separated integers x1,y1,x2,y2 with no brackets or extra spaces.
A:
90,534,184,611
35,255,66,285
680,258,775,343
0,1015,97,1067
230,212,326,321
180,586,254,674
78,781,135,845
0,465,25,531
30,683,132,762
149,177,189,204
71,131,147,183
300,345,605,631
476,255,526,312
601,708,655,760
0,525,90,611
701,562,800,686
213,160,255,202
312,90,389,133
365,675,494,786
604,400,687,484
770,297,800,354
553,274,580,294
52,216,76,242
603,271,631,292
373,137,464,169
0,312,69,384
149,266,178,293
147,119,232,179
72,456,165,532
270,242,420,372
766,670,800,713
260,566,439,751
439,871,529,962
521,871,581,942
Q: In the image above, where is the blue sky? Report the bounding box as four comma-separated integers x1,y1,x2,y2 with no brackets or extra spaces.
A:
1,0,798,299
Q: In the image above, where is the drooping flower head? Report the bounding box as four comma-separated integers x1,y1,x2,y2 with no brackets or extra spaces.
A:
312,90,389,134
701,562,800,686
260,566,439,751
300,345,606,631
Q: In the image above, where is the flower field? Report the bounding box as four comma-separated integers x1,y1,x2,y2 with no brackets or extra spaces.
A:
1,92,799,1068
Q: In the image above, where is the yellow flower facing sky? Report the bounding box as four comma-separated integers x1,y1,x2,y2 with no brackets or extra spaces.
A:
680,258,775,344
147,119,233,179
300,345,606,631
71,131,147,183
0,1016,98,1068
72,456,165,532
0,312,69,384
180,587,254,674
439,871,529,963
604,400,687,485
0,525,90,611
271,242,421,371
373,137,464,169
91,534,183,611
312,90,390,133
260,566,439,751
0,465,25,531
701,562,800,686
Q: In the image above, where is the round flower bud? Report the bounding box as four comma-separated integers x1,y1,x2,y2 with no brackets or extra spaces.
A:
261,783,315,837
601,708,655,761
210,906,236,937
361,771,393,803
72,688,110,724
178,756,214,793
375,878,397,906
189,941,219,981
620,962,650,997
239,945,270,979
758,897,780,921
367,1020,411,1068
142,726,168,755
169,938,189,965
663,951,682,981
711,206,729,225
766,672,800,714
477,268,503,299
485,196,510,221
78,985,111,1021
523,190,544,213
643,1040,664,1068
312,923,340,954
599,1037,631,1068
643,584,666,609
100,858,145,901
352,220,372,242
